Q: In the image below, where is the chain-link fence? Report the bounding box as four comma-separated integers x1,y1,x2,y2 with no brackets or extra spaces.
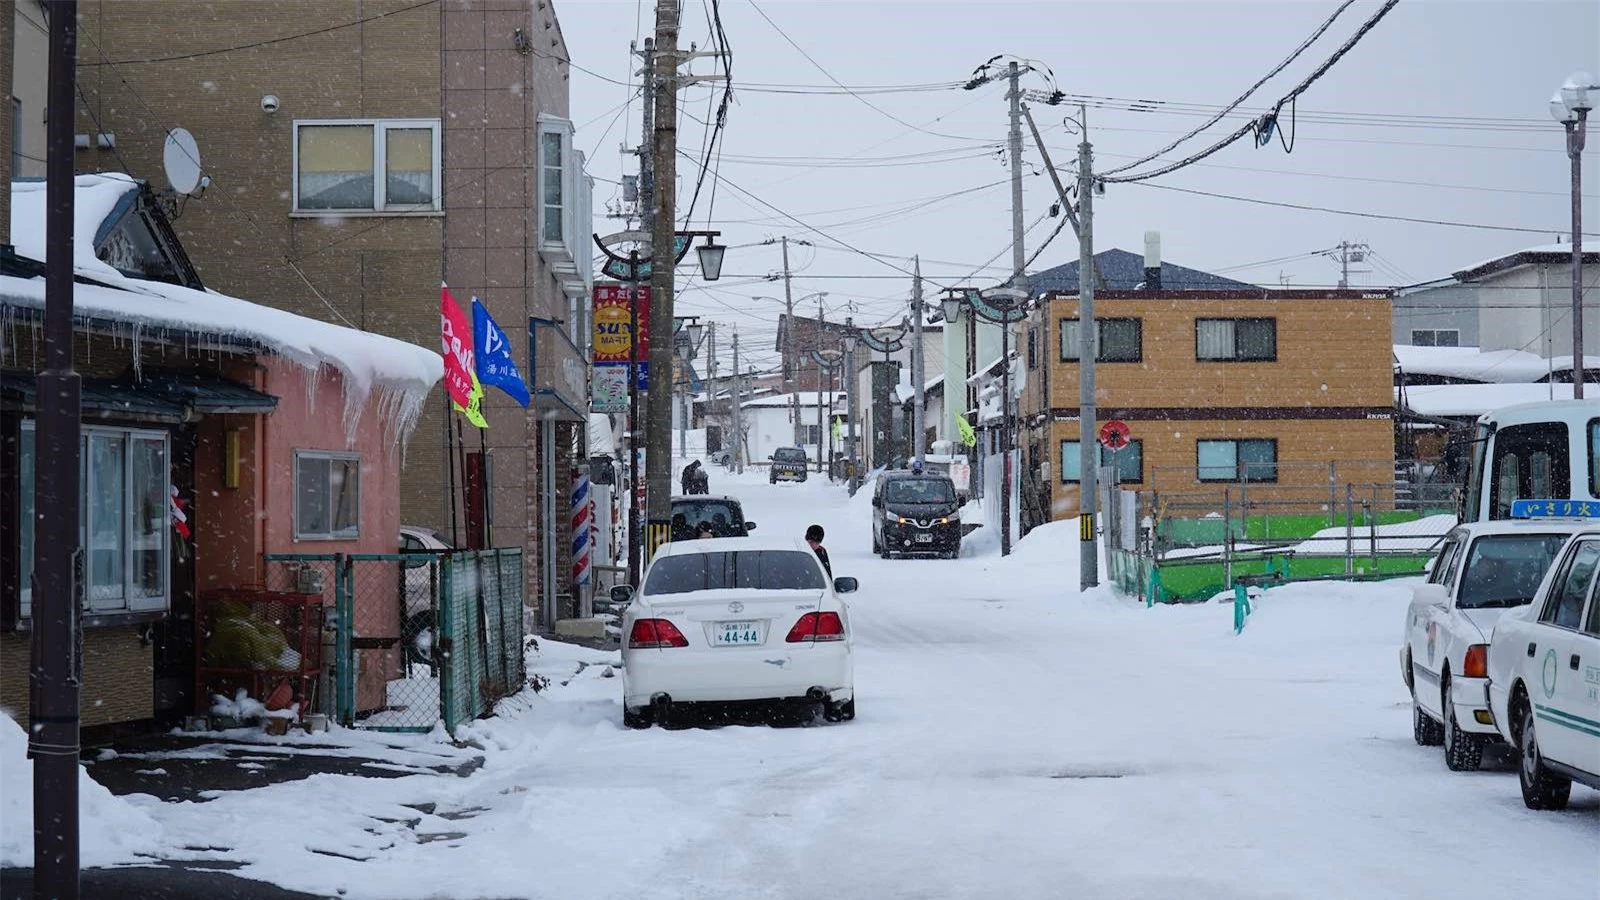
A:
261,549,525,734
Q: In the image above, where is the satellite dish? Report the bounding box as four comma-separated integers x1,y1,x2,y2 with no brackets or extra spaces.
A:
162,128,203,195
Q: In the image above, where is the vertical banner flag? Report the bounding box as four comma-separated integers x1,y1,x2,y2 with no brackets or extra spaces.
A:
440,284,475,408
472,298,530,407
459,372,488,429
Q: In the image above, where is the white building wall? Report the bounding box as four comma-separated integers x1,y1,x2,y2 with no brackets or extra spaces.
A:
1475,262,1600,360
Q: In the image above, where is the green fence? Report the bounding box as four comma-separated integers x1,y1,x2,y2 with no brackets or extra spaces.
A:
263,549,525,736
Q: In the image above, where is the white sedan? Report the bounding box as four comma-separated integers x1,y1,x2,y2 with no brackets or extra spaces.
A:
1402,520,1579,770
1486,528,1600,810
616,537,857,728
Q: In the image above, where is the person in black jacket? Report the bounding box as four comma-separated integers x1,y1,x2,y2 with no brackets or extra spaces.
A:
805,524,831,576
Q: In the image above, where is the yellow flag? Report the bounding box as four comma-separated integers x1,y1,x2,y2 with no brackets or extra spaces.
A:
453,371,489,429
956,415,976,448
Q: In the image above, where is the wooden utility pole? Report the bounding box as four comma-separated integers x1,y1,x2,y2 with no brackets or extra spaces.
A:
645,0,681,556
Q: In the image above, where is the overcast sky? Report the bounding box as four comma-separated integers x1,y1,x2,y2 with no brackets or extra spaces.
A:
559,0,1599,370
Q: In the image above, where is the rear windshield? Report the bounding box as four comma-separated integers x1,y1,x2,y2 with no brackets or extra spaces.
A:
885,478,955,505
644,550,826,595
671,500,744,539
774,448,807,462
1456,533,1571,609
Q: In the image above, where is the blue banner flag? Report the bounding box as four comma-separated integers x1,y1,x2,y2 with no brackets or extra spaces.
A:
472,298,530,408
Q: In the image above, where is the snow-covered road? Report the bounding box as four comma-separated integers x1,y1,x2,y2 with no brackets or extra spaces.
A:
10,469,1596,899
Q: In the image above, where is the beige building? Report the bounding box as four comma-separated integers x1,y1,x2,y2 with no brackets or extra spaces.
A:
53,0,593,623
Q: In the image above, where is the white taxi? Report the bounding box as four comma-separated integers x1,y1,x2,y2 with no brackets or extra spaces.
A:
616,537,857,728
1486,519,1600,810
1402,519,1578,770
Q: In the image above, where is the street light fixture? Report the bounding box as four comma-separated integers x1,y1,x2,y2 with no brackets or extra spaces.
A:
696,236,726,282
1550,69,1598,396
941,293,965,324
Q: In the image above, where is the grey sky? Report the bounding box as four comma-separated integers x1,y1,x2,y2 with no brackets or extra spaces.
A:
560,0,1599,370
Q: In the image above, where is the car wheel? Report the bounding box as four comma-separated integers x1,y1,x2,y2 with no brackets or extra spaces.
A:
1413,695,1444,747
824,698,855,722
1442,677,1482,772
623,706,652,730
769,474,776,484
1517,700,1572,810
402,610,438,668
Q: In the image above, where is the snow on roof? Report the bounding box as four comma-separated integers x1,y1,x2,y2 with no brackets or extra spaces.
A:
1398,382,1578,417
6,176,443,441
1392,345,1561,383
741,391,845,409
1454,243,1600,281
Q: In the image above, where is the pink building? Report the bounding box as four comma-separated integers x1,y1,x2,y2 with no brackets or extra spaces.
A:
1,175,441,733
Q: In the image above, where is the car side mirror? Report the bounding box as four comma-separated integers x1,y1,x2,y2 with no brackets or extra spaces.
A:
833,576,858,594
1412,583,1448,609
609,585,635,605
744,521,757,532
871,497,882,508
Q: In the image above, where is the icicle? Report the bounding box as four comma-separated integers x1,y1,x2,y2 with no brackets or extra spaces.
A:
130,321,144,380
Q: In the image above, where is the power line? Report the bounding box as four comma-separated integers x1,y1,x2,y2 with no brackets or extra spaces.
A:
83,0,438,66
1125,181,1600,237
1104,0,1402,185
1101,0,1356,177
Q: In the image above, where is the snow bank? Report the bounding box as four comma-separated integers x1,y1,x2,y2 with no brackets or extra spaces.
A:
1391,344,1565,384
1288,514,1455,555
0,712,163,867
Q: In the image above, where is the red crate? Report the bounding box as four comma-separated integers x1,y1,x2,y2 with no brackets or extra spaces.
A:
196,589,325,721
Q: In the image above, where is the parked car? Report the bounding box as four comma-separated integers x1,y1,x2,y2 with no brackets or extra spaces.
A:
671,495,756,540
616,537,858,727
871,469,962,559
769,446,809,484
399,525,451,665
1485,526,1600,809
1401,520,1577,770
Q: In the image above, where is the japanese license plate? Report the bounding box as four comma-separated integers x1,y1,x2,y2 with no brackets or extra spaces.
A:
914,533,934,544
714,621,763,646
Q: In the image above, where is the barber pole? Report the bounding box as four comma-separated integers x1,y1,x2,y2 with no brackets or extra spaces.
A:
571,475,592,586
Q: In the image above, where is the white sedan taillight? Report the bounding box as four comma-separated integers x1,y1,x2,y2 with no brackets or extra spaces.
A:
629,618,689,648
786,612,845,643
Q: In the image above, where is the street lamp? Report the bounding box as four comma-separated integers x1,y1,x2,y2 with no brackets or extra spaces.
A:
696,236,726,282
1550,70,1598,396
941,293,965,325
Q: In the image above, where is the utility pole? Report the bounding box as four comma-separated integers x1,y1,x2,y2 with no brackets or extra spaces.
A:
816,295,827,473
1076,104,1099,590
781,235,801,446
34,1,83,896
845,316,859,494
911,256,927,465
732,327,744,473
627,253,643,587
645,0,681,557
635,38,656,233
1001,60,1028,558
706,321,717,455
1330,240,1369,289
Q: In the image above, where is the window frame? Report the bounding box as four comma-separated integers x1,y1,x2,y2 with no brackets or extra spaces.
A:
1196,438,1279,483
293,450,363,541
1410,328,1461,348
1588,418,1599,500
290,118,442,215
536,115,577,251
1539,538,1600,630
1059,439,1143,484
1058,317,1143,363
1195,317,1278,362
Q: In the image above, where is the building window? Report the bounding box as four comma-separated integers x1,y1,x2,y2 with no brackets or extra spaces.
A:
294,452,361,540
1196,318,1276,362
537,117,576,249
292,119,440,213
1411,329,1460,347
1060,439,1143,484
18,423,170,618
1027,328,1038,369
1059,318,1142,363
1197,439,1278,482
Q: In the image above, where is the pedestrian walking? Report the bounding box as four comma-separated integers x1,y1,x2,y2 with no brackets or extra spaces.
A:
805,524,831,576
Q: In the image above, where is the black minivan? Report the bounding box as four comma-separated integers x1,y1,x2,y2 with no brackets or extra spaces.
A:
871,470,962,559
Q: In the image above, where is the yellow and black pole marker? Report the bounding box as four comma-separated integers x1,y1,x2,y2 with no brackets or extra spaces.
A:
645,520,672,566
1079,513,1095,542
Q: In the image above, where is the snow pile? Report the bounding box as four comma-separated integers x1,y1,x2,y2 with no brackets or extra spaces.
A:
210,689,270,721
1288,514,1454,555
6,175,443,443
1391,344,1564,384
0,712,163,867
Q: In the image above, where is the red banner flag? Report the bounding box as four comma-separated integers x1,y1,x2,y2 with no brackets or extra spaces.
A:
440,283,475,409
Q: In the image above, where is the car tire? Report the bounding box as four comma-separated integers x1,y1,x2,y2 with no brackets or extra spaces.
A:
769,474,777,484
1413,695,1444,747
1517,700,1572,810
824,698,855,722
1442,677,1482,772
623,706,652,730
402,610,438,668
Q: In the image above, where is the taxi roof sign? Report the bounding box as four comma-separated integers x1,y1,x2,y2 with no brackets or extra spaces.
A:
1509,499,1600,519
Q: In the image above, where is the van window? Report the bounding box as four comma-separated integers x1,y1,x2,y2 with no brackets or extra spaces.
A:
1488,422,1569,519
885,478,955,505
